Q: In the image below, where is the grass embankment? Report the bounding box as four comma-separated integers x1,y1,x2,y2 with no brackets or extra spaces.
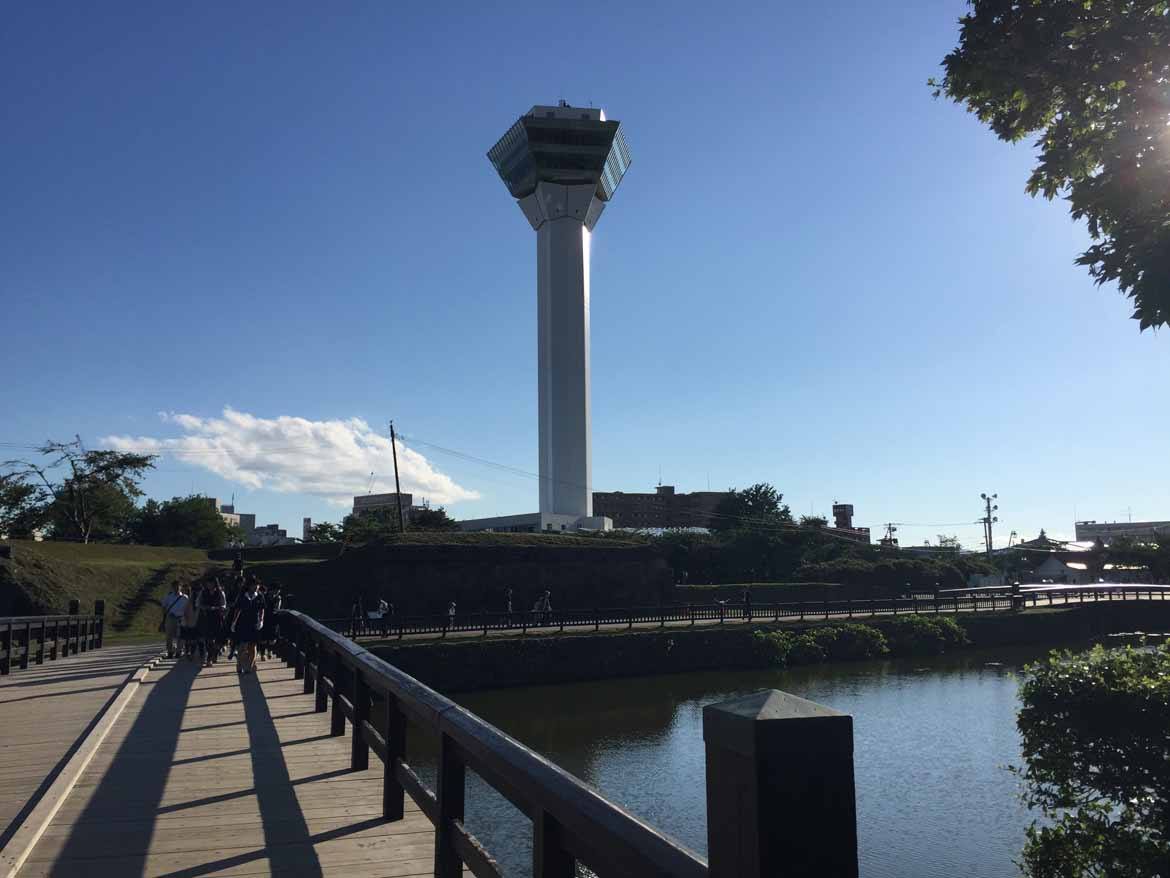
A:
0,541,225,641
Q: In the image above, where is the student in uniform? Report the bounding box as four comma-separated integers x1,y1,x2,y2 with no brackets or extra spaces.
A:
231,578,265,675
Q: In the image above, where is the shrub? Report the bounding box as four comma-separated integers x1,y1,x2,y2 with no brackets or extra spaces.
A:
753,623,891,667
832,623,890,660
787,633,827,664
752,630,795,667
883,616,968,656
1016,644,1170,876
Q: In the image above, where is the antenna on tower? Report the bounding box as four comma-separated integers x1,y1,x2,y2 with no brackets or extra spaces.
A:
367,472,376,494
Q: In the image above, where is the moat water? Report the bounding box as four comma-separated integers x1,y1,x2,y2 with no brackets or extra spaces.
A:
407,644,1064,877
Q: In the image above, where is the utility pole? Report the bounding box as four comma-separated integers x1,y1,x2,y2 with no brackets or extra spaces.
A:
980,492,999,561
389,422,405,533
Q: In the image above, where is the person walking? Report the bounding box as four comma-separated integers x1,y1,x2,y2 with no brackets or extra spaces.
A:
198,578,227,666
349,595,364,638
539,590,553,625
225,574,243,661
180,584,200,661
742,587,752,621
504,587,514,628
160,582,185,658
443,601,456,635
259,585,282,660
231,577,265,675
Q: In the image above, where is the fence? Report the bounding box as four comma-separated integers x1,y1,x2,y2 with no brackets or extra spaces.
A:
0,602,105,675
326,584,1170,641
277,609,860,877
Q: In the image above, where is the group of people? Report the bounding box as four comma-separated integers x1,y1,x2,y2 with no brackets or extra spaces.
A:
345,588,556,638
160,573,282,674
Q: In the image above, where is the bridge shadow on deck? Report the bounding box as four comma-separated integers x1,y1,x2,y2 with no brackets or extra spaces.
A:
35,659,385,878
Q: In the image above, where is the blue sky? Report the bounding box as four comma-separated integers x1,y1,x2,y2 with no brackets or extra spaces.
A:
2,1,1166,549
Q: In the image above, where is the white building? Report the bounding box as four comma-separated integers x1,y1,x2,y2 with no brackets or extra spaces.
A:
1075,519,1170,545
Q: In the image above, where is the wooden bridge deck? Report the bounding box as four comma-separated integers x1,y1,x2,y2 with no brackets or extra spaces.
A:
0,643,162,851
11,655,443,878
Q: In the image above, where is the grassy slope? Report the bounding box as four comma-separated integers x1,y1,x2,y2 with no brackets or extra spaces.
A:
0,541,226,640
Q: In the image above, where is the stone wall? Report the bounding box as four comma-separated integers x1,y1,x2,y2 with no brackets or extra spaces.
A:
262,542,673,618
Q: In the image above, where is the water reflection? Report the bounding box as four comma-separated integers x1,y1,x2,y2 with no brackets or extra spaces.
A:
408,644,1063,877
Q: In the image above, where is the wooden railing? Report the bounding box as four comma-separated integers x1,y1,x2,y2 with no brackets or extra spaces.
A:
278,609,710,877
327,584,1170,641
0,611,105,675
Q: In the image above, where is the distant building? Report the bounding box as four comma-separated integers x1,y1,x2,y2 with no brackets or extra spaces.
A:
827,503,871,544
303,517,312,542
250,523,293,547
353,492,418,522
592,486,730,530
1075,519,1170,545
458,511,612,534
218,503,257,535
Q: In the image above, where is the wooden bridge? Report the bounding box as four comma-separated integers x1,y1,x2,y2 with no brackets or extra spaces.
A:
3,587,1162,877
3,609,860,878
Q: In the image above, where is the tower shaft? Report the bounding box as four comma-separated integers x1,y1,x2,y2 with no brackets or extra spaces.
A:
536,205,592,517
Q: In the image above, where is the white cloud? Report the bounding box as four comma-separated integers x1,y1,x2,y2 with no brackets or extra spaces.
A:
101,407,480,507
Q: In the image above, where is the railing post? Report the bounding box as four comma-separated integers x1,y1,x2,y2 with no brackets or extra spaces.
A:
383,695,406,821
434,733,466,878
293,628,305,680
1,620,10,675
20,621,31,670
351,669,370,771
94,600,105,648
315,645,330,713
303,636,315,694
704,690,858,878
330,656,347,736
37,618,46,664
533,809,575,878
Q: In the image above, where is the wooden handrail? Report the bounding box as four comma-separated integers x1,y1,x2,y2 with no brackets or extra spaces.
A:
0,612,104,675
278,609,708,877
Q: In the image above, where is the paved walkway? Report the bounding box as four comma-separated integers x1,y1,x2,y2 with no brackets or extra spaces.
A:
15,655,439,878
0,643,161,850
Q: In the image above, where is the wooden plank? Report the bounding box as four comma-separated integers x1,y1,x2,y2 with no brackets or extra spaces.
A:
0,643,162,849
14,655,446,877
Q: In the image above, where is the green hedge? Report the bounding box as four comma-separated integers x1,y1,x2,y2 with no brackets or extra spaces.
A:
752,617,968,668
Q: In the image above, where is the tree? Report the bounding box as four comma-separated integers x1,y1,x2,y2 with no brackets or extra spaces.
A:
800,515,828,528
710,483,793,532
0,473,43,538
933,1,1170,329
1016,644,1170,876
341,506,400,543
131,495,236,549
43,480,139,543
5,439,155,543
409,505,459,531
306,521,343,543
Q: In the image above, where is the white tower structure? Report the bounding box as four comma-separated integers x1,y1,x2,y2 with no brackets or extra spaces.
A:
488,102,631,524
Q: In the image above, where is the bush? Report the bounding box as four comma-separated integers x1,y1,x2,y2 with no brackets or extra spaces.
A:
1016,644,1170,876
752,623,890,667
883,616,968,656
832,623,890,660
787,633,827,664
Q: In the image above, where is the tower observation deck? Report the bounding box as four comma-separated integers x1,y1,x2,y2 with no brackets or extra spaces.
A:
488,103,631,522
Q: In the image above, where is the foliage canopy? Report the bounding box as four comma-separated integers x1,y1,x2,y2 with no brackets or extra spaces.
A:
934,0,1170,328
1016,644,1170,876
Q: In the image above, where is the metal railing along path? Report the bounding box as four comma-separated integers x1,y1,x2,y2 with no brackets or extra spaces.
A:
325,584,1170,642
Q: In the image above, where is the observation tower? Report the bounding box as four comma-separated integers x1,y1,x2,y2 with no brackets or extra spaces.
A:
487,101,632,525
